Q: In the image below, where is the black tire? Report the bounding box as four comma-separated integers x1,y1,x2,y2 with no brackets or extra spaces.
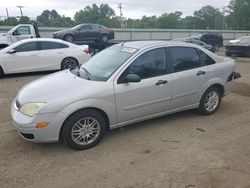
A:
100,34,109,43
0,66,4,78
225,51,232,57
62,109,107,150
61,57,79,70
197,86,222,115
64,34,74,43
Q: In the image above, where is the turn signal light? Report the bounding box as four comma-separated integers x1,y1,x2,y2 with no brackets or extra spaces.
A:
36,122,49,128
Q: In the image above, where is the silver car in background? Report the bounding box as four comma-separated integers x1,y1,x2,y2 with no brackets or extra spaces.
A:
11,41,240,150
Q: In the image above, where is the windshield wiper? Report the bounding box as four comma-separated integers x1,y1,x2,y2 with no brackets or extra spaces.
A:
81,67,92,80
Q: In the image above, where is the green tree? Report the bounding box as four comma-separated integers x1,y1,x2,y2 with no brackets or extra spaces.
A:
74,4,118,27
228,0,250,29
19,16,31,24
193,6,223,29
37,10,74,27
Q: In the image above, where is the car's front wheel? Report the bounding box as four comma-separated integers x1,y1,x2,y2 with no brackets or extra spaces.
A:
62,109,107,150
101,34,109,43
197,86,222,115
0,66,4,78
61,57,79,70
64,34,74,43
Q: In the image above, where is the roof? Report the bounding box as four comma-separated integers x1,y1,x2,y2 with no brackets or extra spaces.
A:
120,40,198,49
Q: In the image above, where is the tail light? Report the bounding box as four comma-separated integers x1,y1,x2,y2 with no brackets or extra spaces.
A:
83,47,89,54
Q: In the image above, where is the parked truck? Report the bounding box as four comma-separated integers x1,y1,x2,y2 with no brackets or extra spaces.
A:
0,23,40,48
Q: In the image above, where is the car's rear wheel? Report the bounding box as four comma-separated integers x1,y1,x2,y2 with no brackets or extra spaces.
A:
197,86,222,115
64,34,74,43
101,34,109,43
0,66,4,78
61,57,79,70
62,109,107,150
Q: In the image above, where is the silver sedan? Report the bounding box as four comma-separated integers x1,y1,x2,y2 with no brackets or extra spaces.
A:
11,41,240,150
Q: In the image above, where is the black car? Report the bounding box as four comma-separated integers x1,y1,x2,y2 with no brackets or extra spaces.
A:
185,38,215,52
226,36,250,57
192,33,223,50
53,24,115,43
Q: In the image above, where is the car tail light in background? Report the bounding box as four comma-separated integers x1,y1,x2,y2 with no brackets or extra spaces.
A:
106,28,114,32
84,48,89,54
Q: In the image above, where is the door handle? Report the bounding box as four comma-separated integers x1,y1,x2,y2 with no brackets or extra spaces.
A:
31,54,38,56
196,71,206,76
57,52,64,54
155,80,168,86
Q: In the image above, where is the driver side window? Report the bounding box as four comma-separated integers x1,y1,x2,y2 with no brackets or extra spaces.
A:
13,26,31,36
124,48,167,80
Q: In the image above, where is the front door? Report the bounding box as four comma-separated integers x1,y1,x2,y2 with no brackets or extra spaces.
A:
74,25,91,41
11,26,33,43
114,48,172,124
3,42,40,73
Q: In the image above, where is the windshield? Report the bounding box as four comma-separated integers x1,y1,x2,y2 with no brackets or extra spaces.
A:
72,24,81,30
79,45,137,81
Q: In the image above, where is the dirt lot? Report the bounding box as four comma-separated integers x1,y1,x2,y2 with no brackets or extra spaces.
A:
1,49,250,188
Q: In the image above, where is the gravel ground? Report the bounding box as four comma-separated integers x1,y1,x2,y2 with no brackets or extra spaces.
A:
0,49,250,188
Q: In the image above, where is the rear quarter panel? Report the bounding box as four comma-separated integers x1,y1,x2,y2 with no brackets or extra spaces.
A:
199,58,235,100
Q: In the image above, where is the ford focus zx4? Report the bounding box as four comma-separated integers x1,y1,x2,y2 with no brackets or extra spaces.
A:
11,41,241,150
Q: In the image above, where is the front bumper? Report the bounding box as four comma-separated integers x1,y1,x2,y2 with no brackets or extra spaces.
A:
11,101,64,143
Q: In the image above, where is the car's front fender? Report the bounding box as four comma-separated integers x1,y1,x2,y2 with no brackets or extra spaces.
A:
60,99,118,127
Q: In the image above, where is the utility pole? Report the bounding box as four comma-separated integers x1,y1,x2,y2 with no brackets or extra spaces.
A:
118,3,123,28
6,8,10,25
17,5,24,17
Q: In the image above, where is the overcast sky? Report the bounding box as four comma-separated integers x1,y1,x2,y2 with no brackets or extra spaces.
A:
0,0,231,19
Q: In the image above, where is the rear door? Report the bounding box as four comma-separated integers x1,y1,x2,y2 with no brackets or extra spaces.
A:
37,41,70,70
169,47,210,110
114,48,172,124
3,42,40,73
88,25,101,40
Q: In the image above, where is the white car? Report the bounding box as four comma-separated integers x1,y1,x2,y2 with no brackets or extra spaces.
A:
0,38,90,77
229,36,250,44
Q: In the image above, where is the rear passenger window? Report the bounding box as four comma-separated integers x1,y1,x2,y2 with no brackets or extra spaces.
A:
170,47,201,72
199,50,216,65
40,42,69,50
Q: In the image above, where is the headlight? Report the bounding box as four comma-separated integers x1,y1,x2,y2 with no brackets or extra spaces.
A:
19,103,46,117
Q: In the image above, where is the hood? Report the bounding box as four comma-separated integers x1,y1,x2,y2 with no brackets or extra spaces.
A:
0,33,11,44
53,29,72,35
17,70,104,105
0,33,9,37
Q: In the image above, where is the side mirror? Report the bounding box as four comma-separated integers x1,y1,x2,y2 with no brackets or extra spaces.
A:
124,74,141,83
7,49,16,54
12,31,19,36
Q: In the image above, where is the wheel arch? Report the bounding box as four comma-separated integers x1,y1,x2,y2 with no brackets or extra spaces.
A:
59,107,111,141
61,56,79,69
0,43,9,49
0,65,4,76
